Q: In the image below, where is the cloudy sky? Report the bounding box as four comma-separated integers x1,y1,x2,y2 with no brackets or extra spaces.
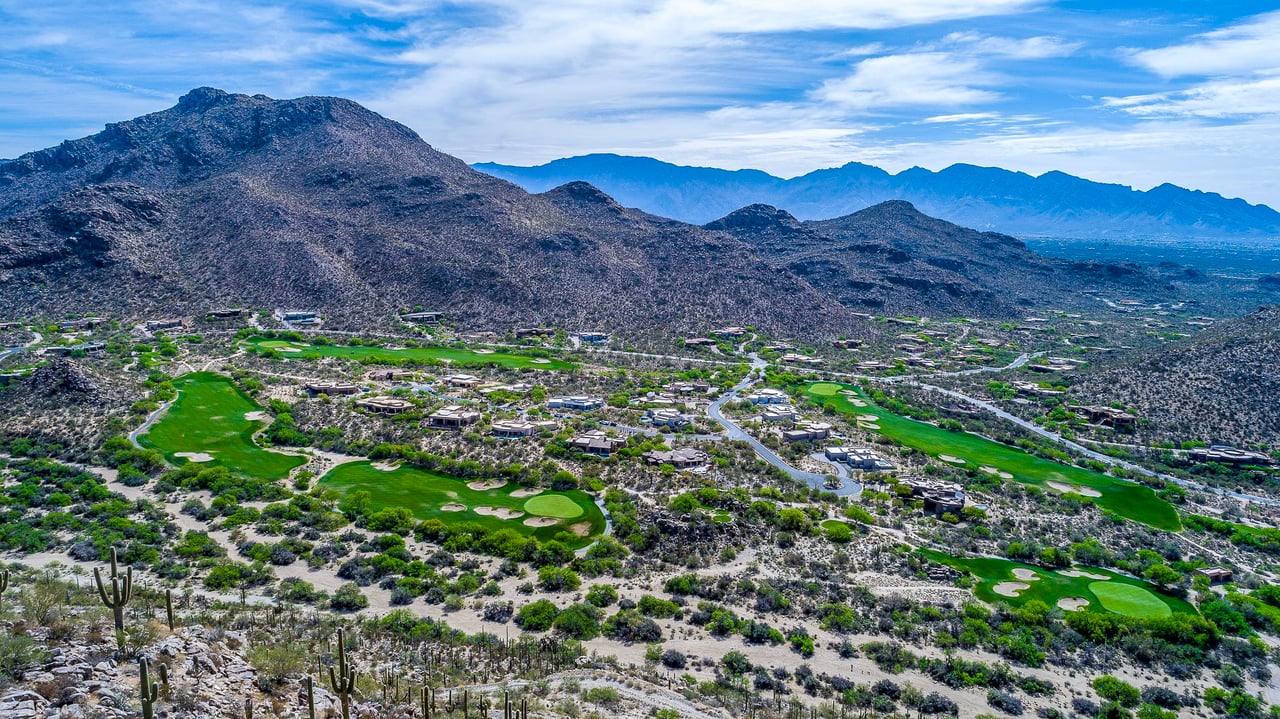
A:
2,1,1278,206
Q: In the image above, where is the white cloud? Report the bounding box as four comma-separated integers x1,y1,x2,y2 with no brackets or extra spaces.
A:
814,53,1001,109
942,31,1080,59
1129,10,1280,77
1105,74,1280,119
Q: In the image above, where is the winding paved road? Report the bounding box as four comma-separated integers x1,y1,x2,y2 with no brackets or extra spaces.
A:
706,353,860,496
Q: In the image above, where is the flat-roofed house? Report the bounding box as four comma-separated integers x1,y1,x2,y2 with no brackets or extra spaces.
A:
646,407,691,428
443,374,483,388
782,421,832,442
368,369,415,381
427,405,482,429
746,388,789,404
401,311,443,324
548,396,603,411
491,419,558,438
355,397,415,415
567,430,627,456
642,447,709,469
1194,566,1234,584
305,381,360,396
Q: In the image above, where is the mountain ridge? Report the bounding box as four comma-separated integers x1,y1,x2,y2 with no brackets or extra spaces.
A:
474,154,1280,240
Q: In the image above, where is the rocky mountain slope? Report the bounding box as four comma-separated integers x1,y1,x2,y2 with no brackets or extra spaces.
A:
1070,306,1280,446
0,88,858,338
476,154,1280,240
705,201,1172,316
0,88,1187,335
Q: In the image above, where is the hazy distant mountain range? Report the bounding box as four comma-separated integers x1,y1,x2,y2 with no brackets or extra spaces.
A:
475,154,1280,241
0,89,1258,337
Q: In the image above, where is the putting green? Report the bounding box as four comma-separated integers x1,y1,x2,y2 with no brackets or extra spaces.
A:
809,382,842,396
1089,582,1171,619
805,383,1180,531
244,336,573,370
320,461,602,545
921,550,1194,617
139,372,305,480
524,494,585,519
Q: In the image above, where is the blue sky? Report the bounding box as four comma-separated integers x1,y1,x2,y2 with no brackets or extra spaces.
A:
2,1,1279,207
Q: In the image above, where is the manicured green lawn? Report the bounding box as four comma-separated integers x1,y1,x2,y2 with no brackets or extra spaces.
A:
804,383,1181,531
921,550,1194,618
138,372,305,480
244,336,574,370
1090,582,1172,619
523,494,585,519
318,462,605,546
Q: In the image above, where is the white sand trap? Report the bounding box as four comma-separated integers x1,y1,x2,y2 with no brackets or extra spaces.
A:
244,411,267,421
999,471,1013,479
1060,569,1109,580
371,461,400,471
523,517,558,527
510,488,544,498
1047,481,1102,497
857,414,879,422
993,581,1029,597
570,522,592,537
839,390,857,396
938,454,966,464
473,348,494,354
980,466,999,475
1058,597,1090,611
1012,568,1040,581
441,503,466,512
174,452,214,462
858,422,881,431
531,358,551,364
468,479,508,491
474,506,523,520
280,347,302,353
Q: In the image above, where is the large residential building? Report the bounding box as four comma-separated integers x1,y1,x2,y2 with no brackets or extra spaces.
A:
515,327,555,338
368,369,415,381
576,331,609,344
401,311,443,324
443,374,483,388
1189,445,1273,465
279,310,320,325
1069,405,1137,429
782,421,833,443
902,477,966,516
305,381,360,395
355,397,415,415
548,396,603,411
567,430,627,456
491,419,558,438
745,388,789,404
761,407,797,422
646,407,692,428
427,405,482,429
206,308,249,320
144,318,186,332
824,447,895,471
45,341,106,357
642,447,709,469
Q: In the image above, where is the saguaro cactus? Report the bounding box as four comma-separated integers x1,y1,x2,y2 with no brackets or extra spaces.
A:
304,675,316,719
94,550,133,650
164,589,176,632
138,657,160,719
0,568,9,614
326,628,357,719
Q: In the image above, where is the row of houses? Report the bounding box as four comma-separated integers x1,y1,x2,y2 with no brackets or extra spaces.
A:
1189,445,1273,466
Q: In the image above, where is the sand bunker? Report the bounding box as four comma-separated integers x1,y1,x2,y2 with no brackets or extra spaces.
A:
1060,569,1110,580
1058,597,1090,611
569,522,592,537
371,461,400,471
999,471,1013,479
858,422,881,431
174,452,214,462
280,347,302,353
441,503,466,512
531,358,551,364
938,454,966,464
1012,568,1040,581
244,411,267,421
522,517,558,527
510,488,544,498
857,414,879,422
993,581,1030,597
980,466,999,475
1047,481,1102,497
468,479,508,491
474,506,523,520
473,348,494,354
848,398,868,407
